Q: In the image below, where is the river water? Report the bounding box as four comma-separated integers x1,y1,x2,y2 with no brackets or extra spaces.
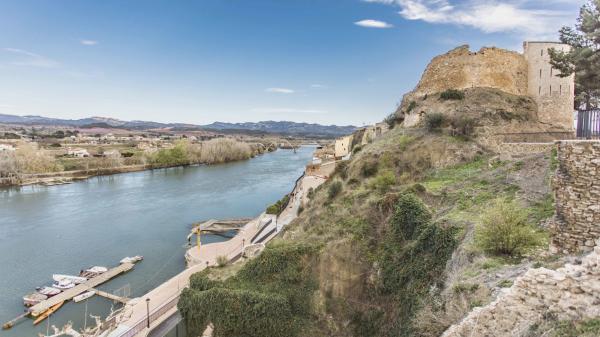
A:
0,147,313,337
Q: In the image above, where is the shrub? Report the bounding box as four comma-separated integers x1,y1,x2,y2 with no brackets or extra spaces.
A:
328,181,343,199
424,112,445,131
334,161,349,180
440,89,465,100
384,113,399,128
266,194,290,215
352,145,362,154
370,170,396,193
475,199,544,257
450,116,476,138
390,193,432,241
406,100,417,112
216,255,228,267
361,160,378,177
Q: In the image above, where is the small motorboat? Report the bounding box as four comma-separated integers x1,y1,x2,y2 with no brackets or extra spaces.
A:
33,301,64,325
73,290,95,303
80,266,108,278
36,286,61,297
23,292,47,307
120,255,143,264
52,279,75,290
52,274,87,284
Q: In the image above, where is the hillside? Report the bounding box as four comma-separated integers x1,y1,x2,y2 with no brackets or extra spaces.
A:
0,114,357,137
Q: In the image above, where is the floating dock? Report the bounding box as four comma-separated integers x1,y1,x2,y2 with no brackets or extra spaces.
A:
30,262,134,317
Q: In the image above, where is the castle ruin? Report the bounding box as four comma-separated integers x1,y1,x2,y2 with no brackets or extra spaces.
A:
400,42,575,131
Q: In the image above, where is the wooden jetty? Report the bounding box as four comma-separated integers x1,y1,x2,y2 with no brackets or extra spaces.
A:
93,289,129,304
195,218,253,232
29,263,134,317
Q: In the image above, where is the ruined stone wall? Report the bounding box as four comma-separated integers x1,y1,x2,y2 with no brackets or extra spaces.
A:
551,140,600,253
405,45,528,102
442,246,600,337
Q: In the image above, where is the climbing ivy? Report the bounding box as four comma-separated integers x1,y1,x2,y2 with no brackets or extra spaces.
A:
178,243,319,337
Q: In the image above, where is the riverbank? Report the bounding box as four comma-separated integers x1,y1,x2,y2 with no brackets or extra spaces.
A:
2,147,278,188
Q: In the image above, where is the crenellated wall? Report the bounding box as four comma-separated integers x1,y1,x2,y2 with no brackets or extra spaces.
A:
551,140,600,253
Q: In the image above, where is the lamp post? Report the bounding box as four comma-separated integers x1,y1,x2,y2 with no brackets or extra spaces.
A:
146,298,150,328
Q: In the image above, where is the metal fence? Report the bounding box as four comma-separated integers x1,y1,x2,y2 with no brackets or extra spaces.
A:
577,109,600,139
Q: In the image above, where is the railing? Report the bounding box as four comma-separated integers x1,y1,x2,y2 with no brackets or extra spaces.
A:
577,109,600,139
117,292,181,337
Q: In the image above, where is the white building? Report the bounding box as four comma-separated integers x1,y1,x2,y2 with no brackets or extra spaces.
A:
67,148,90,158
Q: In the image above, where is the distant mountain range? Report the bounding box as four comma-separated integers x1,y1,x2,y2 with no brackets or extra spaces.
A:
0,114,357,137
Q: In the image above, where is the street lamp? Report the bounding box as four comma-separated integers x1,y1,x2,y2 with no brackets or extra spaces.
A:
146,298,150,328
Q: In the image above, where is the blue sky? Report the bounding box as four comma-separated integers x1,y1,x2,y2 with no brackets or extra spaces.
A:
0,0,585,126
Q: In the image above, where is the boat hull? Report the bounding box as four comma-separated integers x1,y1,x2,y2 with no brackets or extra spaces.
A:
33,301,64,325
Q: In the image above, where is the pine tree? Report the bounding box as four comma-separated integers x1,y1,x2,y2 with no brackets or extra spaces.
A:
549,0,600,109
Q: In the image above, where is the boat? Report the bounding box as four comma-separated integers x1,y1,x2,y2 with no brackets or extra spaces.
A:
120,255,143,264
36,286,61,297
52,279,75,290
80,266,108,278
73,290,95,303
23,292,47,307
52,274,87,284
33,301,64,325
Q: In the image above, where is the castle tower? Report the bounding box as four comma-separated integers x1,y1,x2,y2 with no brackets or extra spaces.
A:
523,41,575,130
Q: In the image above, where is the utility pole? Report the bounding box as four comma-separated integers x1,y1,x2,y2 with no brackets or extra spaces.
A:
146,298,150,329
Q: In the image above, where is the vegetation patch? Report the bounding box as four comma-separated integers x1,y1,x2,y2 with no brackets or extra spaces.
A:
266,194,290,215
424,112,445,131
440,89,465,100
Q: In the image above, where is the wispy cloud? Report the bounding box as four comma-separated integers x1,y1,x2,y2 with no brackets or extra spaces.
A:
364,0,582,39
265,87,295,94
80,39,99,46
354,19,394,28
310,84,328,89
3,48,59,68
250,108,327,114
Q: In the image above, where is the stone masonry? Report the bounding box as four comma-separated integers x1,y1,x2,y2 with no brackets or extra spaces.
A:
442,246,600,337
551,140,600,254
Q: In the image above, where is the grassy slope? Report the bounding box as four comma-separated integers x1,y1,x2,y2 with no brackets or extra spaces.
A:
179,126,557,337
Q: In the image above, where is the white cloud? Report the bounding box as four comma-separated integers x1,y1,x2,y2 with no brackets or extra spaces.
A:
265,87,295,94
80,39,99,46
250,108,327,114
354,19,394,28
364,0,582,39
310,84,328,89
2,48,59,68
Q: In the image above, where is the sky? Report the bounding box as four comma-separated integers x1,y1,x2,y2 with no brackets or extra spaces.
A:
0,0,586,126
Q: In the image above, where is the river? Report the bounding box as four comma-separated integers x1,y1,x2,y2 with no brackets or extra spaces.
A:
0,147,313,337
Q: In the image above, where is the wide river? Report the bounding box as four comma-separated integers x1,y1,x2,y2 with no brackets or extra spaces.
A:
0,147,313,337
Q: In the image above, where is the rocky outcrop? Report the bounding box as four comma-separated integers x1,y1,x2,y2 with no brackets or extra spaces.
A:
551,140,600,253
442,246,600,337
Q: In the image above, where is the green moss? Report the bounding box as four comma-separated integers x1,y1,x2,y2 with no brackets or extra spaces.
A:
497,279,513,288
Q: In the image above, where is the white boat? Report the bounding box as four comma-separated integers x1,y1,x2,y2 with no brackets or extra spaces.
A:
120,255,143,264
73,290,95,303
23,292,47,306
53,274,87,284
53,279,76,289
36,286,61,297
86,266,108,274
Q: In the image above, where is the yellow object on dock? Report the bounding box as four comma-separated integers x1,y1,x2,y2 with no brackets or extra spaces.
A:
29,263,134,317
33,301,64,325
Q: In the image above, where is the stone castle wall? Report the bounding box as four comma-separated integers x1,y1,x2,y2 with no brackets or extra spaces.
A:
551,140,600,253
405,45,528,101
442,246,600,337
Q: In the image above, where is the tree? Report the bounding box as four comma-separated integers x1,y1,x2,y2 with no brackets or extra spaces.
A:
549,0,600,109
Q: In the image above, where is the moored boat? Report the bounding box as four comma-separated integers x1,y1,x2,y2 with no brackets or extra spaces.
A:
23,292,47,307
52,279,75,290
33,301,64,325
36,286,61,297
120,255,143,264
52,274,87,284
80,266,108,278
73,290,95,303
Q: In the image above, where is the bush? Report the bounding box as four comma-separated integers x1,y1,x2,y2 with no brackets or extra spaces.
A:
440,89,465,100
216,255,228,267
384,113,399,128
266,194,290,215
370,170,396,193
334,161,349,180
450,116,476,138
424,112,445,131
352,145,362,154
361,160,378,177
328,181,343,199
406,100,417,112
390,193,432,241
475,199,544,257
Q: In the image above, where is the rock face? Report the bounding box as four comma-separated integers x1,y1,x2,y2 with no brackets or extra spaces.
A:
442,246,600,337
405,45,528,102
551,140,600,253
